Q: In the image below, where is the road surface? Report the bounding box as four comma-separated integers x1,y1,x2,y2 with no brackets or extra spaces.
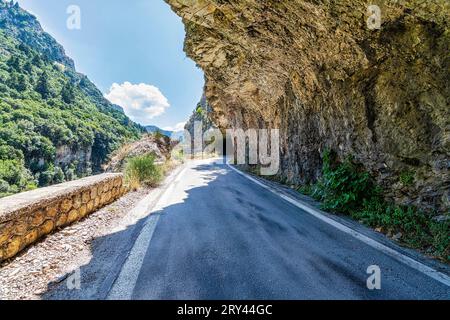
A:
106,159,449,300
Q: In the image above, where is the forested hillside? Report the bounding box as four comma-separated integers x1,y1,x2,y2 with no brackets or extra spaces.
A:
0,2,143,197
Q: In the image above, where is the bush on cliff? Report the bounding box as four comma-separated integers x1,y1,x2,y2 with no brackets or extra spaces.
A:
308,150,381,214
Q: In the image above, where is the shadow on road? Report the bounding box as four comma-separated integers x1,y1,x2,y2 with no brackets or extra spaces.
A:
41,162,225,300
41,162,450,300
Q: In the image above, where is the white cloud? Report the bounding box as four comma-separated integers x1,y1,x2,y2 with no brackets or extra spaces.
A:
104,82,170,125
163,122,186,132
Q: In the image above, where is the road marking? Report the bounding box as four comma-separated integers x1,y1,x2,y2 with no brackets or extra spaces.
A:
107,165,188,299
227,164,450,287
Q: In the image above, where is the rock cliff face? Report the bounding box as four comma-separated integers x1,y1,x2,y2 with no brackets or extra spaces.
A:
0,0,74,68
184,90,218,155
166,0,449,212
185,91,215,134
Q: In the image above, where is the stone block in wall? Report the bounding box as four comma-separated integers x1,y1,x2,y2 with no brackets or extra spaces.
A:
46,204,58,219
82,191,91,204
60,199,72,213
90,187,98,200
72,194,82,210
56,213,68,228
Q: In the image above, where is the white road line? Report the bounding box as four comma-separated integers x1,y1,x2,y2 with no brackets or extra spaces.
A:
107,165,188,299
227,164,450,287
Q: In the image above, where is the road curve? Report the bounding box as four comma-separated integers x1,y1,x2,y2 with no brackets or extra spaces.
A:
113,159,450,300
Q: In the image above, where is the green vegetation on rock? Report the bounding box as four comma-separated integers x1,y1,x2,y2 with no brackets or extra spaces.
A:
0,3,143,197
399,170,415,186
298,150,449,262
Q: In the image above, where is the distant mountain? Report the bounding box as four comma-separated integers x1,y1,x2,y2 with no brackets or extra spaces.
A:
145,125,173,138
0,1,143,197
170,131,185,142
145,125,185,141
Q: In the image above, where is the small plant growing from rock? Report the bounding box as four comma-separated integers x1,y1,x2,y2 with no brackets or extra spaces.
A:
399,170,415,186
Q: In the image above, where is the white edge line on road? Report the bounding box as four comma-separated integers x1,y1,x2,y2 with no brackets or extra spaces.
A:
107,165,188,299
227,164,450,287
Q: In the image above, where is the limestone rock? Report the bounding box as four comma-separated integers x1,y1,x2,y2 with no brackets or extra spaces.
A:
166,0,450,212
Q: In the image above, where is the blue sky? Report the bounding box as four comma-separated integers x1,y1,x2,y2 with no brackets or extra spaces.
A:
18,0,204,131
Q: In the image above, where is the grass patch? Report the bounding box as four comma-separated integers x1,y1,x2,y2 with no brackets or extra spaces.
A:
352,200,449,260
124,154,163,190
298,149,449,262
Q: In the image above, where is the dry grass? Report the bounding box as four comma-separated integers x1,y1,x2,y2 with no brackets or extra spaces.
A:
124,154,164,190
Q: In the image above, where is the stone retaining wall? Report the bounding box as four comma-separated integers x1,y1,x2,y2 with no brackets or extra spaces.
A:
0,173,127,262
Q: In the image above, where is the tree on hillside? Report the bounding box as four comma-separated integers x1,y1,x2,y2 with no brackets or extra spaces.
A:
31,54,43,68
16,74,27,92
35,71,51,99
61,81,75,104
7,56,21,71
23,61,33,74
7,72,27,91
41,54,51,65
18,43,31,55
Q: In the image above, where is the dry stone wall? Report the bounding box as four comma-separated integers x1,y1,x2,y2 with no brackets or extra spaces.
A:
0,173,127,262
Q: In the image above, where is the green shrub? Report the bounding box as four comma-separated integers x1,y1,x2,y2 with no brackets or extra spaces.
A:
352,202,449,260
124,154,163,189
297,184,313,196
429,220,450,261
172,147,185,163
312,150,380,214
297,149,449,262
196,104,204,116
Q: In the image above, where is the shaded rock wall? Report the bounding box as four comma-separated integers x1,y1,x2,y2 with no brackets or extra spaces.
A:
166,0,449,212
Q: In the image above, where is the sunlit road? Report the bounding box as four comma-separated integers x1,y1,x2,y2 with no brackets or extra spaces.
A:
108,159,449,300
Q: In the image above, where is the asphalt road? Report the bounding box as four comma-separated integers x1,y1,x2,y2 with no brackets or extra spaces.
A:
106,159,450,300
